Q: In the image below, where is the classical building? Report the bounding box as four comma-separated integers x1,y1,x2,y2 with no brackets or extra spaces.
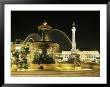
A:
61,50,100,64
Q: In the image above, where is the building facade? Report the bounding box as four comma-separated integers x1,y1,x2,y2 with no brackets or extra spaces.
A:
61,50,100,64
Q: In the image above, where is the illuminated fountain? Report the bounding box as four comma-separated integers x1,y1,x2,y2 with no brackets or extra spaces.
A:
23,22,61,70
31,21,57,64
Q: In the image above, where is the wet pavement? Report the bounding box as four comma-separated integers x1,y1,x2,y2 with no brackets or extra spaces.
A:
11,69,100,77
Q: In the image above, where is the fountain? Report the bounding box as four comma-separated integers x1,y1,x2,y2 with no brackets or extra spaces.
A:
30,21,60,64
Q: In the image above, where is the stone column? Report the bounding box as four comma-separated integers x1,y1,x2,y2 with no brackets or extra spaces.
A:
71,26,76,52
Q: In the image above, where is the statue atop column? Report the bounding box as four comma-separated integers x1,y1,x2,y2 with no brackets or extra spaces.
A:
71,20,76,53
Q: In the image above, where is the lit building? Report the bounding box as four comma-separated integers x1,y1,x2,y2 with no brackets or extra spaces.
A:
60,50,100,64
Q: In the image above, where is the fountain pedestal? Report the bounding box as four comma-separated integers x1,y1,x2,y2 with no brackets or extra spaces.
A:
32,21,57,64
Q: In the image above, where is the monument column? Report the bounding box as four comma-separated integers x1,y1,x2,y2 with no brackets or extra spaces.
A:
71,21,81,68
71,22,76,52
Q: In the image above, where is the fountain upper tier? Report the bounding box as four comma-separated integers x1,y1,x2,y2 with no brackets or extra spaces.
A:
23,22,72,51
38,21,52,30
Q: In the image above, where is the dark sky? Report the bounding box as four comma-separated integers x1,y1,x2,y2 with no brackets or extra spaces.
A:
11,11,100,49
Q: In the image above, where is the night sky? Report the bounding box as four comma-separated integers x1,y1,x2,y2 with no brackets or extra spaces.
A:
11,11,100,49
